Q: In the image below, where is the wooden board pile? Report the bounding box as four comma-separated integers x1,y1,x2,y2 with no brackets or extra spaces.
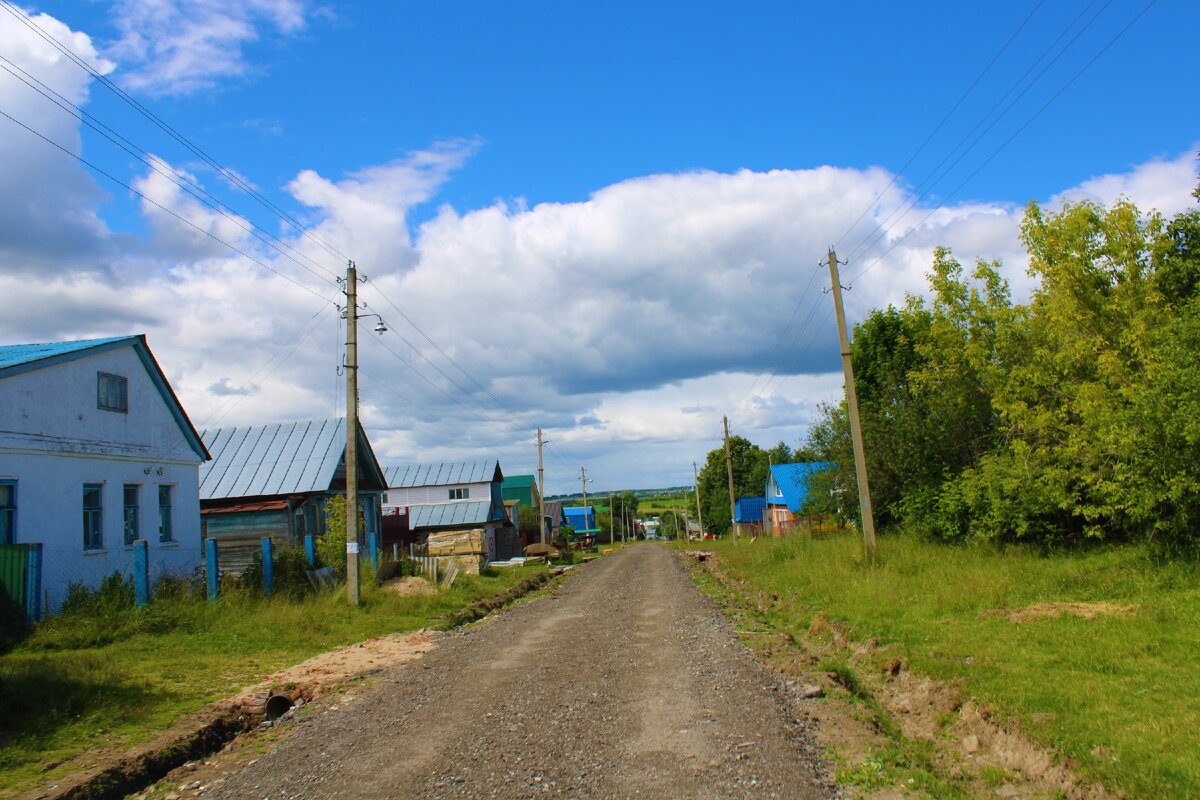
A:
427,528,491,574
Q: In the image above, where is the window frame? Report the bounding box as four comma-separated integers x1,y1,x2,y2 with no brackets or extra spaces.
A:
97,372,128,413
123,483,140,546
448,487,469,500
0,480,15,546
158,484,174,543
83,483,103,550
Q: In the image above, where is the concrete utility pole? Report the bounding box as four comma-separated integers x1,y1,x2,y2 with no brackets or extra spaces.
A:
723,415,738,545
609,493,615,544
692,461,704,540
826,248,878,559
344,261,361,606
537,428,547,545
580,466,590,535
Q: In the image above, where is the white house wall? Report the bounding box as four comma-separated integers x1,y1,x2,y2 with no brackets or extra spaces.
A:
385,481,491,507
0,346,204,610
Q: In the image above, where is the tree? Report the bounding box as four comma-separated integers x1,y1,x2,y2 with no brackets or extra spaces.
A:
697,436,770,537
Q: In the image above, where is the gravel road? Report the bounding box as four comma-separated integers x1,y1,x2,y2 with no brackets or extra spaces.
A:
205,544,835,799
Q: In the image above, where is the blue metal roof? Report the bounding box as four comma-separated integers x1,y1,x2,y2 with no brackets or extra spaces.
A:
0,334,208,461
735,496,766,524
563,506,596,529
409,500,493,529
199,418,385,500
0,336,131,370
766,462,833,513
384,460,501,488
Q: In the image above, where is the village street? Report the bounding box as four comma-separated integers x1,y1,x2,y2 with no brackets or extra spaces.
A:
205,545,835,799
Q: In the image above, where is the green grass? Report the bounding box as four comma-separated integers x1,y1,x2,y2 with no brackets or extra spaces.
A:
686,533,1200,798
0,565,545,798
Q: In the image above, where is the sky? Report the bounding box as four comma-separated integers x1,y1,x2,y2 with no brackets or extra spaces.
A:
1,0,1197,495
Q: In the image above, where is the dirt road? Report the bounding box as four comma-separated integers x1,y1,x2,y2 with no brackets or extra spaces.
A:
205,544,835,799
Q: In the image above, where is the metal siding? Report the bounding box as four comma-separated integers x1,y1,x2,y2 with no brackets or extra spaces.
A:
209,426,257,500
409,500,491,529
242,423,289,497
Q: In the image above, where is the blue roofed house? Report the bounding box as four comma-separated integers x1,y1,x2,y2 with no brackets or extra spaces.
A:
0,336,209,614
563,506,597,533
765,462,833,535
199,418,386,575
382,461,519,561
734,496,767,532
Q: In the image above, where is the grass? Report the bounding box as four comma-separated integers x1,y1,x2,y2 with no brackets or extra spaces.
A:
0,564,546,798
683,533,1200,798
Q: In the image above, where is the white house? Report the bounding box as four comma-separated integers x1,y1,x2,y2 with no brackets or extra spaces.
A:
0,335,209,611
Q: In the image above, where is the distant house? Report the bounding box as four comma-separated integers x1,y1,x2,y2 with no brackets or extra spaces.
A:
199,418,386,574
734,496,767,532
501,474,540,509
0,335,209,612
542,500,568,541
563,506,598,534
765,462,832,534
382,461,517,559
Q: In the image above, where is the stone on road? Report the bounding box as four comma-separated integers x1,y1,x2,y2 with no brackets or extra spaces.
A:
206,544,833,799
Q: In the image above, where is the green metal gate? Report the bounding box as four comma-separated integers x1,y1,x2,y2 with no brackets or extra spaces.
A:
0,544,28,618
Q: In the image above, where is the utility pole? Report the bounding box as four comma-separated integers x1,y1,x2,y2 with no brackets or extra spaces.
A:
608,493,615,544
692,461,704,540
826,248,878,559
580,466,590,536
344,261,361,606
723,415,738,545
537,428,546,545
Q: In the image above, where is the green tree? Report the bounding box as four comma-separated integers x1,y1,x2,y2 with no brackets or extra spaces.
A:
698,436,770,536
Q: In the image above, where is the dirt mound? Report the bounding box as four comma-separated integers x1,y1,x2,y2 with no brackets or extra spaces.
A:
380,576,438,596
981,602,1137,624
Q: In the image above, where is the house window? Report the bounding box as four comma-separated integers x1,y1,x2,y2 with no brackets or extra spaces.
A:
448,487,469,500
0,481,14,545
98,372,128,413
123,484,140,545
158,485,174,542
83,484,103,549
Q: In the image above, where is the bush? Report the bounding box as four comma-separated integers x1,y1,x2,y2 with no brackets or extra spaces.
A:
243,545,314,599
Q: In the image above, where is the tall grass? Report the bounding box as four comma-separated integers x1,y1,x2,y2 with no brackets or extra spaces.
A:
700,533,1200,798
0,564,544,798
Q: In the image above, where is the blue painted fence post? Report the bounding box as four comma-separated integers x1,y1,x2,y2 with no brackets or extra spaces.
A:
261,537,274,597
304,534,315,567
133,539,149,608
205,538,219,602
25,543,42,623
367,530,378,569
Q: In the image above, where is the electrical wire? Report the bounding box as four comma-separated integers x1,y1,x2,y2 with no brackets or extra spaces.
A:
0,106,338,303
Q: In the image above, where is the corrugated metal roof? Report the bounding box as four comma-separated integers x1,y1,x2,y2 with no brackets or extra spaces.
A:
735,496,766,523
200,419,347,500
409,500,493,529
767,462,833,513
0,336,131,370
384,460,500,488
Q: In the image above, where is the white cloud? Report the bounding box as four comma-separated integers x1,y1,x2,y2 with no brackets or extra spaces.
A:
2,11,1197,490
0,6,114,268
1052,149,1199,216
105,0,311,96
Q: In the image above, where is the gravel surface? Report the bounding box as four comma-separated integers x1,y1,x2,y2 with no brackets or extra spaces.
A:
204,544,836,799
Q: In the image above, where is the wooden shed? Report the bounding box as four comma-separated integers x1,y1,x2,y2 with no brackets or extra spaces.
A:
199,418,386,574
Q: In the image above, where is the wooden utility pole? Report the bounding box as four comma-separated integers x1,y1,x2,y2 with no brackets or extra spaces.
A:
723,415,738,544
826,248,878,558
692,461,704,540
344,261,361,606
537,428,546,545
608,493,615,544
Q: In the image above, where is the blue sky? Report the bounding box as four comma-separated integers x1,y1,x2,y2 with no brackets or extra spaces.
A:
2,0,1198,492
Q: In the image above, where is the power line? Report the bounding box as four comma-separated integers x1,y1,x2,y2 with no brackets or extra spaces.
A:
0,0,349,269
0,53,341,285
833,0,1047,251
0,105,338,303
846,0,1157,286
844,0,1113,265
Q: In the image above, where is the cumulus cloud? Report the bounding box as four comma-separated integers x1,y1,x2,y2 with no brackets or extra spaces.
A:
0,6,114,269
105,0,311,96
2,9,1197,490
